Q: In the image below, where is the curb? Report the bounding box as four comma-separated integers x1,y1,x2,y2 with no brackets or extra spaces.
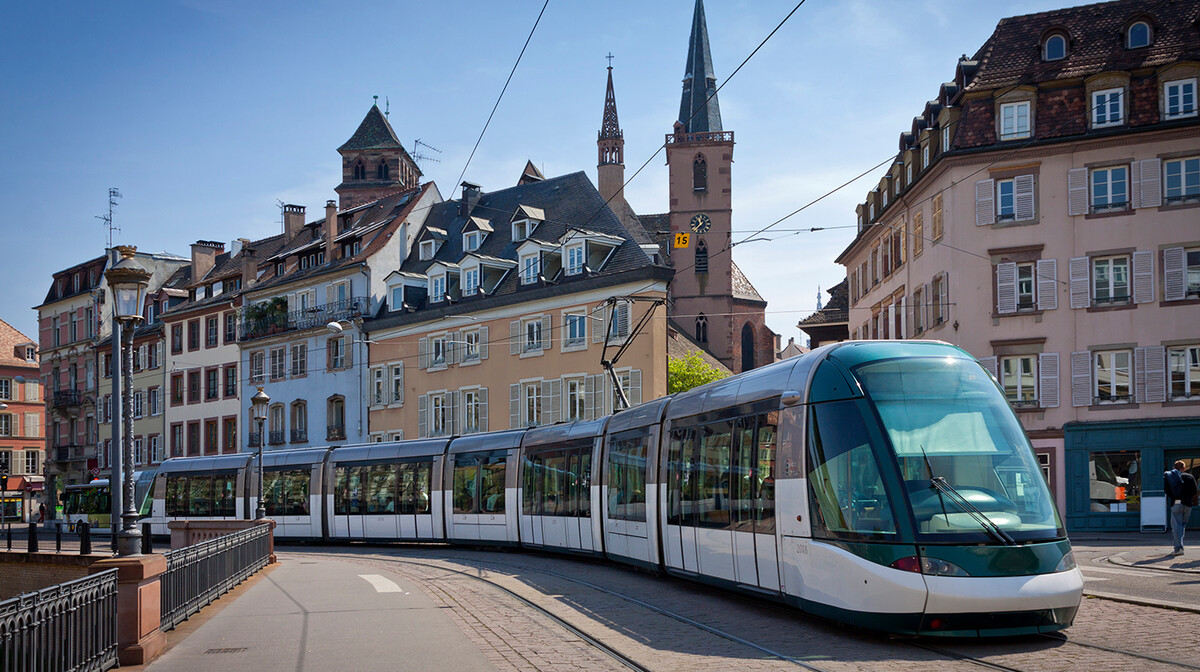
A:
1107,551,1200,575
1081,589,1200,614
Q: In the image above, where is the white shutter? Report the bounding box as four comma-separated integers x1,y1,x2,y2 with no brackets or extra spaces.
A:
1163,247,1187,301
906,292,916,336
446,391,458,435
975,179,995,226
549,379,561,423
1067,168,1088,216
1014,174,1035,221
592,306,608,343
1130,160,1142,210
1145,346,1166,403
899,296,907,338
509,384,520,429
1140,158,1162,208
478,387,489,432
1069,257,1091,309
978,356,998,380
418,337,429,369
540,381,552,426
1135,347,1148,404
996,262,1017,314
418,394,428,438
938,272,950,323
447,332,459,365
541,315,552,351
630,369,642,406
479,326,489,359
923,282,932,331
1039,352,1060,408
1071,351,1092,407
584,375,597,420
1133,250,1155,304
1037,258,1058,310
510,321,521,354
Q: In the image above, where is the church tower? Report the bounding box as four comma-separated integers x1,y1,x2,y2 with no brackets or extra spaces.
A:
335,103,422,210
597,62,626,207
665,0,772,374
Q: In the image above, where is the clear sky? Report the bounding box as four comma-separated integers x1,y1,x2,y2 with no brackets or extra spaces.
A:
0,0,1091,344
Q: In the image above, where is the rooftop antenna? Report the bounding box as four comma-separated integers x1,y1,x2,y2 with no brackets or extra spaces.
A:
95,187,122,248
276,199,286,235
411,138,443,167
815,285,822,310
373,94,379,108
385,96,390,118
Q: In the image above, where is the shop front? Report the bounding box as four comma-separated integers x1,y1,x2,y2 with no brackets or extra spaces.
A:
1065,417,1200,532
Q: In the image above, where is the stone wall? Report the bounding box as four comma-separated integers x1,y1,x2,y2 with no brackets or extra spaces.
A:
0,552,106,600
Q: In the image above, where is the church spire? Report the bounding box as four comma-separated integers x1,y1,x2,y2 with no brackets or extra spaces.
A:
599,61,622,145
678,0,722,134
597,58,626,206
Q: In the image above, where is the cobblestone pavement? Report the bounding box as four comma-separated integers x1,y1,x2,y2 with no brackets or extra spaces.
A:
285,546,1200,672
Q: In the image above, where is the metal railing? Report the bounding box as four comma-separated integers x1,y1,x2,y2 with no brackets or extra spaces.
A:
665,129,734,144
160,524,271,631
52,390,83,408
54,445,88,462
247,432,262,448
267,430,285,445
0,568,119,672
239,297,370,342
327,425,346,441
290,428,307,443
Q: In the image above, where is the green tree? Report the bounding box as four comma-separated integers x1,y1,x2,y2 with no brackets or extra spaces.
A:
668,351,729,394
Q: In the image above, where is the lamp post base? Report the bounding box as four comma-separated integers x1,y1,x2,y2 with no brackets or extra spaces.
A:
255,507,266,520
117,528,143,556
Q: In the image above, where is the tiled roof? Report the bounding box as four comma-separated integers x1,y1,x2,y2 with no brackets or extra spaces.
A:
338,105,403,152
666,319,732,374
0,318,38,367
964,0,1200,92
39,255,107,306
798,279,849,326
731,262,764,302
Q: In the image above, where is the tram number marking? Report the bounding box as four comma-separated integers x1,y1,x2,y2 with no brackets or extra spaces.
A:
673,233,690,248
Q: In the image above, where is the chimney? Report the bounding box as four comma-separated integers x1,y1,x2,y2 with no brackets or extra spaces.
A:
459,181,482,217
324,200,337,263
240,242,257,289
190,240,224,282
283,204,306,241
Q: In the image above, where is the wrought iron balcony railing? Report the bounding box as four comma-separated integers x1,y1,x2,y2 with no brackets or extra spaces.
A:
239,297,370,342
247,432,262,448
53,445,88,462
665,130,734,144
268,431,286,446
327,425,346,441
52,390,84,408
290,428,308,443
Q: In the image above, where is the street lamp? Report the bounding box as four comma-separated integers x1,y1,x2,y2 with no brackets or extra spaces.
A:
251,386,270,520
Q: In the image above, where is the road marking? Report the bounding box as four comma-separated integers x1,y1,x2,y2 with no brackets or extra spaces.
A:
360,574,403,593
1082,576,1110,582
1084,564,1173,577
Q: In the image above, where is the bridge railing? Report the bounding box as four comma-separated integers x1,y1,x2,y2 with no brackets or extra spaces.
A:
160,523,271,631
0,568,119,672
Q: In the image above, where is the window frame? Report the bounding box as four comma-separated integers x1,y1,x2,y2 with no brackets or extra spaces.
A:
563,311,587,350
1091,88,1125,128
1092,255,1131,305
1093,349,1133,404
1043,34,1066,61
1000,354,1038,408
1016,261,1036,309
1164,156,1200,204
999,101,1031,140
1168,345,1200,400
1126,21,1151,49
1164,79,1198,120
1090,165,1129,212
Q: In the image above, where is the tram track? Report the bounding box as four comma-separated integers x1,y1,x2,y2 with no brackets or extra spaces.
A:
1038,632,1200,671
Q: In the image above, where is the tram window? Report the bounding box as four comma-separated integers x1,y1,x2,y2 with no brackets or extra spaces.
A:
667,428,694,526
522,453,542,515
609,435,648,522
696,421,734,529
807,401,896,538
213,474,237,517
756,414,777,535
165,476,187,516
263,469,310,516
480,453,506,513
189,476,213,516
365,464,397,514
578,450,592,517
412,461,432,514
336,466,364,515
732,419,757,532
454,457,479,514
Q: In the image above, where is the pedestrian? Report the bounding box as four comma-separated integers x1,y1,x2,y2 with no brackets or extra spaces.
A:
38,503,45,524
1163,460,1198,556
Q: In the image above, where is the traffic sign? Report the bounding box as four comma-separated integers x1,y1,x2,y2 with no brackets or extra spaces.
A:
91,467,100,477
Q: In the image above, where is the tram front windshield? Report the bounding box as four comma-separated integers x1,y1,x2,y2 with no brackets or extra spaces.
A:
854,356,1063,543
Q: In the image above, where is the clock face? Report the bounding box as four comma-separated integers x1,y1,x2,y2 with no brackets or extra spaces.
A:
689,213,712,234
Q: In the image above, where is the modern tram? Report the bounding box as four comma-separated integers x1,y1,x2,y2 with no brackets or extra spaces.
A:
140,341,1083,637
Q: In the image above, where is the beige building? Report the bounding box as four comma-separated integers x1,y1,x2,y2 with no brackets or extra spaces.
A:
836,0,1200,531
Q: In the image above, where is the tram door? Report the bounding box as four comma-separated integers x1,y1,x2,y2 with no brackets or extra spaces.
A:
731,414,780,591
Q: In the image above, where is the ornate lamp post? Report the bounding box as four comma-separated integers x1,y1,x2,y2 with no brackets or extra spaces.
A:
251,387,270,520
105,245,150,556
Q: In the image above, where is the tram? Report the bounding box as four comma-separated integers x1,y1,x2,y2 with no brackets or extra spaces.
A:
141,341,1083,637
60,471,156,533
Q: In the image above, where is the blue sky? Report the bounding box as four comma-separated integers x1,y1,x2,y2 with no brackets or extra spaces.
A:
0,0,1090,343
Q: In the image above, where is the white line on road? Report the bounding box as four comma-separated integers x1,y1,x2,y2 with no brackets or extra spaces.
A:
360,574,405,593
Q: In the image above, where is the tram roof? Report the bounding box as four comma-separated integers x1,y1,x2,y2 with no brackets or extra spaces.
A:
822,340,970,370
522,418,607,448
263,447,334,468
606,395,672,434
449,429,525,454
156,453,255,475
665,352,817,421
329,439,450,463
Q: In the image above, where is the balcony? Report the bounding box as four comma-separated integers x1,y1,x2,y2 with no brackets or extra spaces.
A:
268,430,286,446
290,428,308,444
52,390,83,409
665,130,734,144
248,432,262,448
327,425,346,441
240,297,370,342
53,445,89,463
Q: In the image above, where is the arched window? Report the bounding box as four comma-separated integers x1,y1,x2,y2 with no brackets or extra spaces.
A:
1043,34,1066,61
327,395,346,440
695,314,708,343
352,160,366,180
291,401,307,443
1127,21,1151,48
695,239,709,274
377,160,389,180
740,323,756,372
268,404,285,444
693,154,707,191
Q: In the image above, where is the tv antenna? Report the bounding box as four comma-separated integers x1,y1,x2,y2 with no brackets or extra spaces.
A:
95,187,122,247
385,96,390,118
411,138,442,167
276,199,286,235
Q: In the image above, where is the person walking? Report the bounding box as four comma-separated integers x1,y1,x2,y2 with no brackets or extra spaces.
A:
1164,461,1198,556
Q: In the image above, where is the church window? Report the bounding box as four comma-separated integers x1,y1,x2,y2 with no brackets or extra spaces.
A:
695,239,709,274
353,160,366,180
741,323,756,372
377,160,389,180
695,314,708,343
693,154,707,191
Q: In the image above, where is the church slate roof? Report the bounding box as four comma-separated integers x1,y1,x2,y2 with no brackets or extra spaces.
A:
731,262,765,303
798,279,849,327
678,0,723,133
338,104,404,152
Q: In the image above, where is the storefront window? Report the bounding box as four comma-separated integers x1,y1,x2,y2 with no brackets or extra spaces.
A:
1089,451,1139,512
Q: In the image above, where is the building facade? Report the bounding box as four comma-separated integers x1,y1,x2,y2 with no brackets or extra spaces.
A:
0,319,45,521
836,0,1200,530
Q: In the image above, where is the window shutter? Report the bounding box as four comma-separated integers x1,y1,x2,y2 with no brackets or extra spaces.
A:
541,315,552,351
1132,250,1155,304
1139,158,1162,208
549,379,561,423
446,332,458,366
1067,168,1088,216
617,302,630,337
906,292,916,335
396,366,404,406
1135,346,1148,403
1037,258,1058,311
509,384,520,429
592,306,608,343
479,387,488,432
539,381,551,426
978,356,998,380
1039,352,1060,408
1130,160,1142,209
923,282,932,331
975,179,995,226
326,340,334,370
584,375,597,420
1070,351,1092,407
1014,174,1035,220
478,326,489,360
1163,247,1186,301
418,394,428,438
938,273,950,323
996,262,1018,314
418,337,429,369
1145,345,1166,403
345,339,353,368
630,369,642,406
1068,257,1091,309
446,391,458,435
510,321,521,354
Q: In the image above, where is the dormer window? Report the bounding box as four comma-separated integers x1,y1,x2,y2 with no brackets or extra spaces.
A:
419,240,437,261
941,125,950,152
520,254,540,285
869,203,875,220
906,164,912,185
275,262,285,276
430,274,446,302
463,231,481,252
462,267,480,296
566,244,585,275
1126,21,1151,49
1092,88,1124,128
353,160,366,180
25,346,35,362
693,154,707,191
73,274,80,292
513,219,531,242
882,189,889,208
1043,34,1067,61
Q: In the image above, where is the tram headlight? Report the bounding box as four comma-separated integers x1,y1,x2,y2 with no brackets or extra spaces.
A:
889,556,970,576
1055,550,1077,572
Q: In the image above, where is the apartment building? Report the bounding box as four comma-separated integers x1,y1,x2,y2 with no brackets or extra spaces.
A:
0,319,45,521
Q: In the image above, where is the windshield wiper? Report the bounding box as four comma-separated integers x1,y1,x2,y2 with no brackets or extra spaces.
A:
929,476,1016,545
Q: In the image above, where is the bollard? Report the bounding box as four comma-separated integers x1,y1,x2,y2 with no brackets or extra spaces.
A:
80,522,92,555
5,525,10,550
27,523,38,553
141,522,153,554
56,524,62,553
